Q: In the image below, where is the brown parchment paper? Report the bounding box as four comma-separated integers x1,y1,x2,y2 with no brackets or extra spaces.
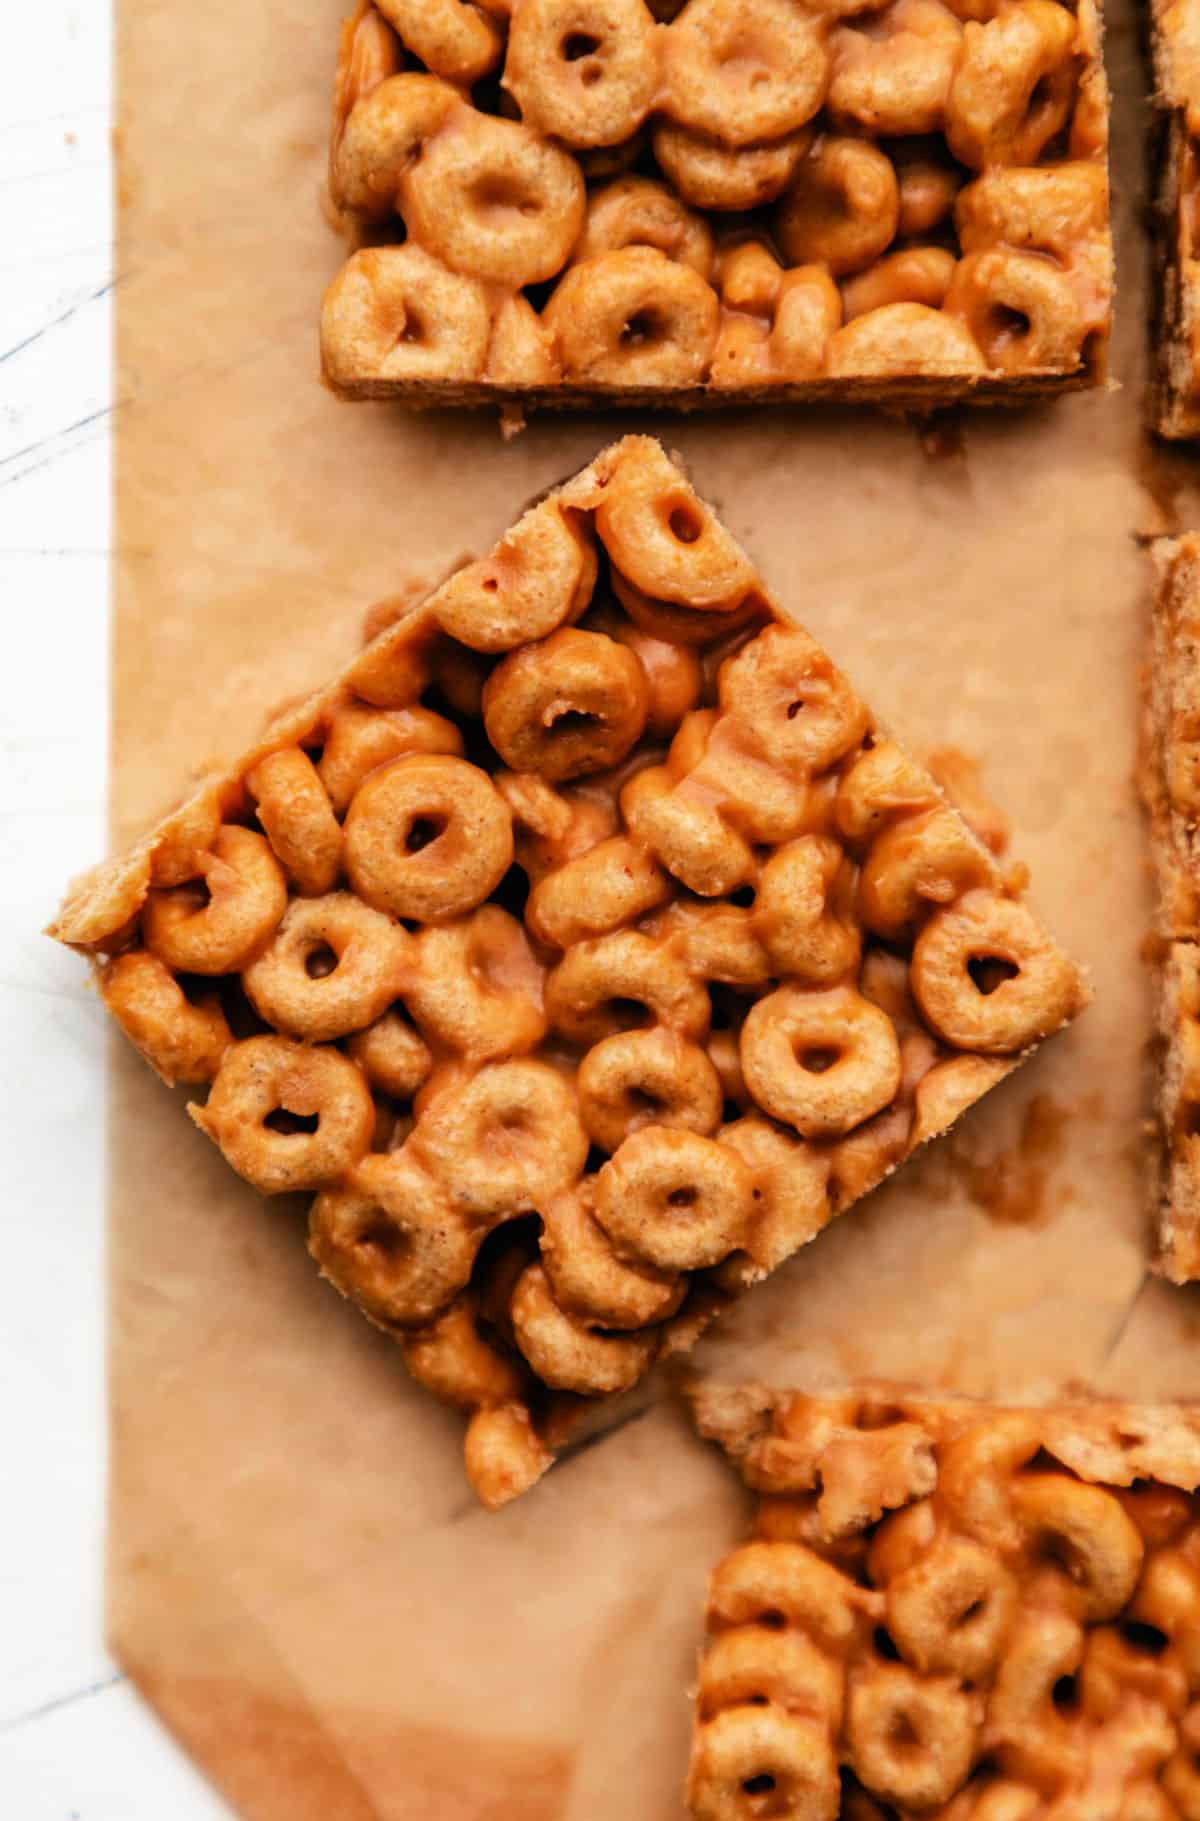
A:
111,2,1200,1815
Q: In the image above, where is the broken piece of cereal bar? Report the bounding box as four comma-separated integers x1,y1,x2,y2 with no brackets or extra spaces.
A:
1151,0,1200,437
50,438,1087,1509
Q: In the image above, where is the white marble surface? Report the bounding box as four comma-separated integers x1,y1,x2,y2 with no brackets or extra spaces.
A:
1,6,231,1814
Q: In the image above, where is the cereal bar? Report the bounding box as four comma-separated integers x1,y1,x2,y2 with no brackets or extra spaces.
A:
1151,0,1200,437
321,0,1113,414
688,1382,1200,1821
50,439,1087,1508
1144,536,1200,1280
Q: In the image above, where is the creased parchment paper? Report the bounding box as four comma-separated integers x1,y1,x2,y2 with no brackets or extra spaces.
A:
110,1,1200,1814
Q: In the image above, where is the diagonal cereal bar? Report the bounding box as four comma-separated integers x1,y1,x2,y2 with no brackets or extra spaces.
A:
1144,536,1200,1280
1151,0,1200,438
321,0,1112,418
51,439,1087,1508
687,1382,1200,1821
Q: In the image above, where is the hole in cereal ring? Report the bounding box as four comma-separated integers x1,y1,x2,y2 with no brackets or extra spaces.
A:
759,1608,787,1631
608,996,651,1029
887,1713,920,1753
264,1108,320,1137
563,31,601,59
785,698,808,720
668,503,703,545
544,706,602,736
627,1088,664,1117
304,943,339,981
622,310,664,349
874,1627,901,1661
988,304,1032,349
667,1185,698,1209
953,1597,985,1630
356,1219,405,1258
399,312,425,347
800,1047,839,1075
405,815,446,854
742,1775,776,1796
1052,1673,1078,1712
967,955,1020,996
1121,1621,1169,1656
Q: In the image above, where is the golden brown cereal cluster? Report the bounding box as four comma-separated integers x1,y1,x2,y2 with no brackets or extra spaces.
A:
320,0,1112,411
1144,538,1200,1284
688,1385,1200,1821
1150,0,1200,437
51,441,1086,1509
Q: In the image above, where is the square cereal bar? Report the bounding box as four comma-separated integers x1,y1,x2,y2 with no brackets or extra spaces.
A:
51,438,1087,1508
1151,0,1200,437
687,1382,1200,1821
1144,536,1200,1280
321,0,1112,415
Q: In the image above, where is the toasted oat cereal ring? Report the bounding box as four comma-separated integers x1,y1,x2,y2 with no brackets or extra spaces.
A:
406,906,546,1060
663,0,830,146
586,607,705,739
346,1006,432,1099
545,247,720,389
526,835,672,949
331,1,402,167
828,301,986,376
937,1412,1042,1551
895,147,962,237
539,1181,685,1328
911,889,1081,1054
578,1027,722,1152
741,983,902,1138
149,785,226,888
318,702,463,815
375,0,503,81
689,1707,840,1821
696,1625,844,1726
770,264,843,380
716,239,782,314
597,442,757,610
829,0,963,136
400,1290,525,1406
1011,1475,1144,1620
482,627,649,782
503,0,659,147
191,1035,374,1194
707,1030,749,1106
100,951,231,1086
485,294,563,389
754,835,861,984
835,740,940,845
243,894,413,1043
621,765,756,899
609,567,762,649
719,623,869,775
573,176,714,277
545,928,711,1045
331,74,460,219
652,119,812,211
509,1263,656,1395
945,0,1077,169
594,1125,752,1270
846,1663,974,1809
247,747,342,897
886,1535,1018,1679
432,505,598,654
858,805,994,942
402,112,585,288
498,772,618,882
344,604,441,711
344,753,513,923
713,1114,831,1286
143,827,288,976
775,137,899,277
648,899,770,988
708,1540,868,1645
309,1148,482,1327
841,246,957,322
464,1402,554,1511
411,1058,588,1217
944,249,1087,374
322,246,491,386
955,163,1107,261
685,717,818,845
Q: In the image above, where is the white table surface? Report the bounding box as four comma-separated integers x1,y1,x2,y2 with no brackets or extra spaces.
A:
1,6,232,1815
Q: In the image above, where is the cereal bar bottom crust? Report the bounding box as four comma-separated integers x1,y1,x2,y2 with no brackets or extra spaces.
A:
688,1383,1200,1821
1144,537,1200,1280
320,0,1113,412
50,438,1087,1508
